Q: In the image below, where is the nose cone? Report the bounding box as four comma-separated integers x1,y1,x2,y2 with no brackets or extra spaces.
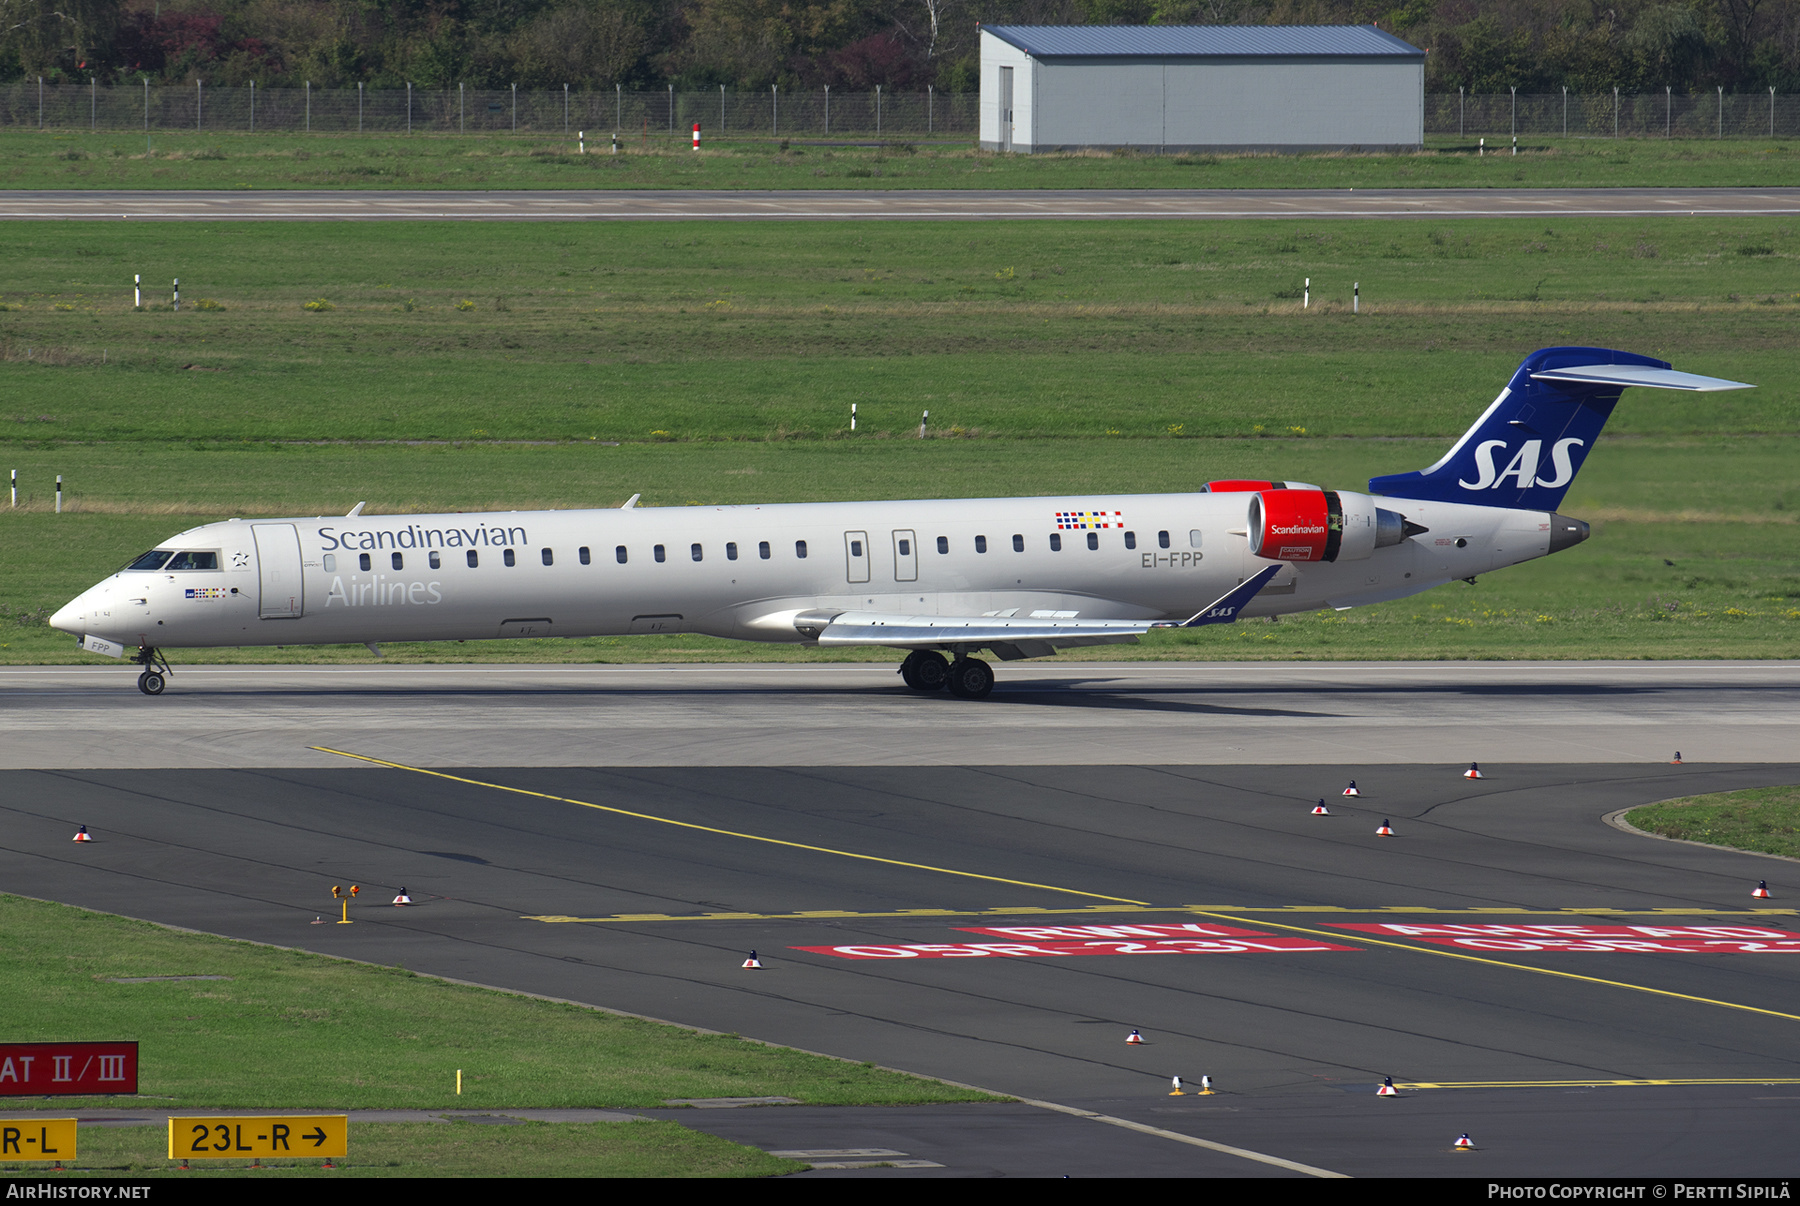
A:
50,595,86,634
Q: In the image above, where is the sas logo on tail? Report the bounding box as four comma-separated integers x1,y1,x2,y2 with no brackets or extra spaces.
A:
1458,438,1583,491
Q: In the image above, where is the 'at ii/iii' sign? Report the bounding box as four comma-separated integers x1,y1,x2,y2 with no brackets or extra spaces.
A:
0,1042,139,1096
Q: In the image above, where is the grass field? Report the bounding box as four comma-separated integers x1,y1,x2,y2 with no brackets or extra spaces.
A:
1627,786,1800,861
6,130,1800,190
1,217,1795,443
1,215,1794,665
3,436,1796,664
0,893,992,1112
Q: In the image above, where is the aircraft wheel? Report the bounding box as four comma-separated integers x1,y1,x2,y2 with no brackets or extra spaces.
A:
137,671,165,696
943,657,994,700
900,650,949,692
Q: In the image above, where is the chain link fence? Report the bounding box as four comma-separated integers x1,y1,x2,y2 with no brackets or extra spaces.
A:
0,82,979,137
1430,91,1798,138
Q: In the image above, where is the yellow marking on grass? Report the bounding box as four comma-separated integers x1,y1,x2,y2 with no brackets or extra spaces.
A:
309,746,1150,907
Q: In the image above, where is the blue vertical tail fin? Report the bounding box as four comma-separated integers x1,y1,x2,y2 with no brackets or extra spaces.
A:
1368,347,1751,511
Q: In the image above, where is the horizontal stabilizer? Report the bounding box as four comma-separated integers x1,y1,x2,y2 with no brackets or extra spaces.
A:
1529,365,1754,392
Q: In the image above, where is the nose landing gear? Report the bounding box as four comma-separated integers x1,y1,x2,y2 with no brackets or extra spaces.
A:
133,645,171,696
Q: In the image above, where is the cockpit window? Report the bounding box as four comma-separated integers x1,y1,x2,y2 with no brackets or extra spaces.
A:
125,550,174,571
164,551,220,571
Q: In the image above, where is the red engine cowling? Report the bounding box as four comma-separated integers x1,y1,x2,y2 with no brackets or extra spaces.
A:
1248,489,1339,562
1204,479,1284,494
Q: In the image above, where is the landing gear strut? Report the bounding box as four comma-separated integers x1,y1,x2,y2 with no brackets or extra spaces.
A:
943,656,994,700
133,645,171,696
898,650,950,692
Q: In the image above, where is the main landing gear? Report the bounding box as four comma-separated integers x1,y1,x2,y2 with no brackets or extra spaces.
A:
898,650,994,700
133,645,171,696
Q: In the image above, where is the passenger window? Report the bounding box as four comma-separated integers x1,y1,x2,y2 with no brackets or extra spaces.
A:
616,546,628,564
654,545,666,563
759,541,770,560
1124,531,1136,550
467,550,479,568
936,536,948,555
975,535,987,553
322,554,336,572
1190,530,1203,548
1050,533,1062,551
795,540,808,559
429,551,441,569
726,542,738,561
898,539,910,556
1158,530,1171,549
579,547,590,565
1087,531,1099,551
1012,534,1024,552
504,548,516,567
392,552,404,571
542,548,554,566
691,543,703,562
359,553,371,571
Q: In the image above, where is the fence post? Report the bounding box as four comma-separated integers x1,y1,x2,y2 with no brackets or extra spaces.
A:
1613,86,1619,136
306,81,311,132
38,76,42,129
1458,85,1463,137
1509,85,1515,137
197,79,202,131
1666,85,1671,136
1719,85,1724,137
1772,86,1777,137
667,83,673,134
824,84,829,133
616,83,621,131
565,83,570,133
512,83,517,132
407,81,412,134
928,84,933,133
250,80,255,132
459,82,464,134
143,78,148,141
721,83,725,132
358,81,364,133
1563,86,1567,136
91,77,95,130
772,85,778,137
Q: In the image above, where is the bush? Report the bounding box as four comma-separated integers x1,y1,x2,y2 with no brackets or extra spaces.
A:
303,298,334,312
194,298,226,312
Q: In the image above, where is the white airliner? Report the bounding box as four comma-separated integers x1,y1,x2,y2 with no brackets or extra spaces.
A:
51,348,1750,698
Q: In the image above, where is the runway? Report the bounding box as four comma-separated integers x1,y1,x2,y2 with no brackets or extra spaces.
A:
6,661,1800,1176
2,187,1797,221
7,758,1800,1176
3,661,1795,769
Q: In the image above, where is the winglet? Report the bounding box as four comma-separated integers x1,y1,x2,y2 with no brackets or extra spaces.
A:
345,501,366,517
621,494,641,509
1176,565,1284,628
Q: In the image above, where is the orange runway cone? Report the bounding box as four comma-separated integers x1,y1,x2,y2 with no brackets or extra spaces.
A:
392,888,413,906
1311,800,1332,815
1126,1029,1144,1044
1464,762,1483,780
72,825,92,842
1454,1133,1475,1150
1753,880,1773,899
1377,1076,1398,1097
1376,819,1394,836
1342,781,1361,797
1169,1076,1185,1096
742,950,763,969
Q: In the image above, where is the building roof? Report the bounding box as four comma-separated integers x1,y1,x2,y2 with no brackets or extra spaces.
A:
981,25,1424,60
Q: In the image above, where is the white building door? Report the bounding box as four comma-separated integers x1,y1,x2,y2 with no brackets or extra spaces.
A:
999,67,1014,151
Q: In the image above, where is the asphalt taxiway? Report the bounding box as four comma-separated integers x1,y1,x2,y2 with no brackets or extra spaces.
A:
2,186,1797,222
5,735,1800,1176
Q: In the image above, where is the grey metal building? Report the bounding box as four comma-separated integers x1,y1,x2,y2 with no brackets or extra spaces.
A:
980,25,1424,153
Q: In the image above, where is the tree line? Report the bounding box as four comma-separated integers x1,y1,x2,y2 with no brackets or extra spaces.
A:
4,0,1798,95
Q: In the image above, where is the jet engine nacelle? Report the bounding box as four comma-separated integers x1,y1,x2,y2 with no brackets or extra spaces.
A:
1248,490,1425,563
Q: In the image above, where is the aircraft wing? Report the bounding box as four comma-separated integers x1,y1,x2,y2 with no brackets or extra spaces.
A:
805,566,1283,658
